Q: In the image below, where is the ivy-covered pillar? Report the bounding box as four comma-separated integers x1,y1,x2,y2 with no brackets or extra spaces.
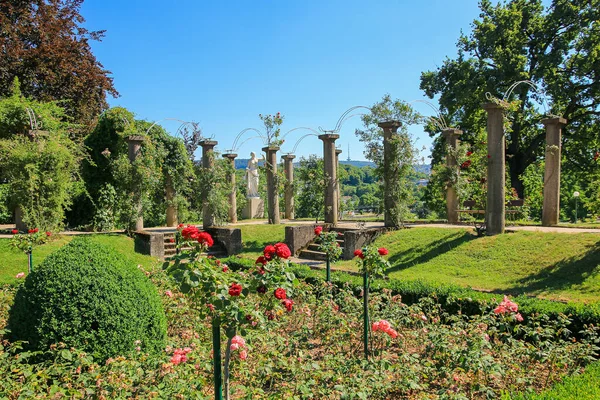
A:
126,135,145,231
282,154,296,220
319,134,340,225
200,140,218,229
262,145,280,224
377,121,402,228
442,128,462,224
542,117,567,227
165,175,177,227
483,103,505,235
335,149,343,220
223,153,238,224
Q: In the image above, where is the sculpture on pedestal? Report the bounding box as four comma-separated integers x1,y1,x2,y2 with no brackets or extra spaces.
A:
245,152,264,198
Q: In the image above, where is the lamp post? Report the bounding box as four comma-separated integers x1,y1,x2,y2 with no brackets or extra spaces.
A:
574,191,580,224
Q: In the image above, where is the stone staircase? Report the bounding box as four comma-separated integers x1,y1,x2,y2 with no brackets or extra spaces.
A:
163,231,227,260
297,227,354,261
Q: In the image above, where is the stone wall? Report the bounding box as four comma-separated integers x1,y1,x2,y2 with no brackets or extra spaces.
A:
134,231,165,259
342,228,387,260
285,224,332,255
207,227,242,255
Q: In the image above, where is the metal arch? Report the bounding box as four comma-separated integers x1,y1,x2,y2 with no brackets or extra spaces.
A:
145,118,193,136
501,80,552,115
174,121,198,138
318,105,371,134
281,126,321,141
25,107,40,130
231,135,266,153
290,133,319,154
408,100,449,130
231,128,267,150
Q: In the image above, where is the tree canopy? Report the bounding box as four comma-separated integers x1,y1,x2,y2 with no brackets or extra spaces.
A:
0,0,118,128
420,0,600,199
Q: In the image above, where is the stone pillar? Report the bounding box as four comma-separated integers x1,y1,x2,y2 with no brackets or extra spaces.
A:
262,145,280,224
442,128,462,224
282,154,296,220
200,140,218,229
319,134,340,225
14,206,26,232
377,121,402,228
223,153,238,224
126,135,145,231
165,175,177,227
335,149,343,220
541,117,567,227
483,103,505,235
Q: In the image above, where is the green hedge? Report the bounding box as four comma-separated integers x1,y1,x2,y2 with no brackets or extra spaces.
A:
222,256,600,334
9,238,167,361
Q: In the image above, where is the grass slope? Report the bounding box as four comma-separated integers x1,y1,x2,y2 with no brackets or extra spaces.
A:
0,234,158,285
237,224,287,258
339,227,600,303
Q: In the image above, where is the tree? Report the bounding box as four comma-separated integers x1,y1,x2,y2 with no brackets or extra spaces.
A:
420,0,600,199
0,0,118,128
295,155,326,221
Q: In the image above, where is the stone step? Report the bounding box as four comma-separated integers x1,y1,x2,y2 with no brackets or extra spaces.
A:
298,249,328,261
308,243,344,252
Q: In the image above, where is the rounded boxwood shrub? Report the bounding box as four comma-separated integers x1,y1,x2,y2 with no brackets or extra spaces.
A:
8,237,167,361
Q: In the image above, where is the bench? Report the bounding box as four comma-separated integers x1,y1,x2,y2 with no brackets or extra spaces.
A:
457,199,525,229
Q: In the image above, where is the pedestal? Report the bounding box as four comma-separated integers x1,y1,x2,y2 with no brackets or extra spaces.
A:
243,197,264,219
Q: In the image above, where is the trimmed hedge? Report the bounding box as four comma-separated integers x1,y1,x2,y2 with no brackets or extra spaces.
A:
222,255,600,334
8,238,167,361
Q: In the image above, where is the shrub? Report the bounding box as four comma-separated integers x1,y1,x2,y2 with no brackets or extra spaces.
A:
8,238,167,361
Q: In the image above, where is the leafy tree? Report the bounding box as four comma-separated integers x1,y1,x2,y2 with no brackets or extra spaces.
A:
0,0,118,128
295,155,326,221
356,95,421,226
420,0,600,200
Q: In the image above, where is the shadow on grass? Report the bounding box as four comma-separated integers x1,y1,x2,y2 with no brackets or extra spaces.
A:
242,240,272,254
386,230,477,273
508,242,600,295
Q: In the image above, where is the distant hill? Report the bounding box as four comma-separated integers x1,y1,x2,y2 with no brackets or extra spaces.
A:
339,160,376,168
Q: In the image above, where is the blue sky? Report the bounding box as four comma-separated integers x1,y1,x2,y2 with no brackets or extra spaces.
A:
81,0,483,162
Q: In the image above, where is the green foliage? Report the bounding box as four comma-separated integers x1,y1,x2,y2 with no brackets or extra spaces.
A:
521,161,545,220
9,230,48,254
8,238,167,361
194,154,233,226
315,229,343,261
258,112,284,146
0,184,11,224
295,155,325,221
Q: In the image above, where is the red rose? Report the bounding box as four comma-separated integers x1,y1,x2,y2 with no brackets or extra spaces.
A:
45,231,51,237
487,154,491,159
207,304,215,312
354,249,364,259
216,259,221,265
264,245,276,259
274,288,287,300
222,266,229,273
11,229,18,234
314,226,323,236
196,231,214,247
181,225,199,240
256,256,268,265
257,285,267,294
169,238,175,243
378,248,389,256
229,283,243,297
265,310,275,320
460,160,471,169
466,151,473,156
257,267,266,275
282,298,294,312
274,242,291,259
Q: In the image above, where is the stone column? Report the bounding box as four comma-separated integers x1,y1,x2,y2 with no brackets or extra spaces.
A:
126,135,145,231
335,149,343,220
541,117,567,227
282,154,296,220
319,134,340,225
442,128,462,224
223,153,238,224
262,145,280,224
377,121,402,228
165,175,177,227
200,140,218,229
483,103,505,235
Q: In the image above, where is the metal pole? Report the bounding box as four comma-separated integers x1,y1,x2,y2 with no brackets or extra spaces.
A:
575,198,578,224
326,257,331,282
28,250,33,273
363,271,369,359
212,321,223,400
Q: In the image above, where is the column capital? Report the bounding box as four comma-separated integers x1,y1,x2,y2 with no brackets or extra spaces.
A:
126,135,145,144
482,102,504,112
441,128,463,138
377,120,402,131
282,154,296,161
261,145,280,152
199,139,218,148
318,134,340,142
541,116,567,127
222,153,237,160
335,149,343,156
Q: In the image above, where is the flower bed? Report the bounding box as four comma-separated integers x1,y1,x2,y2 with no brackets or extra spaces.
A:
0,268,598,398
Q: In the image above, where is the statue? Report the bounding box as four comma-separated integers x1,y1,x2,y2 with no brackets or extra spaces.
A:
245,152,264,198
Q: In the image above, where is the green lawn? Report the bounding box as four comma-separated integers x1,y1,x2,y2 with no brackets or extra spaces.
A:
0,234,159,285
335,227,600,303
237,224,287,258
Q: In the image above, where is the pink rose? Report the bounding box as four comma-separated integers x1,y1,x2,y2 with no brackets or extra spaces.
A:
15,272,25,279
165,290,173,298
